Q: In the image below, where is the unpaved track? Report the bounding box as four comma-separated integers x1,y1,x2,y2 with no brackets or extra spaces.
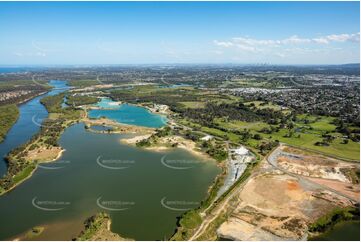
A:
189,165,254,240
268,145,358,203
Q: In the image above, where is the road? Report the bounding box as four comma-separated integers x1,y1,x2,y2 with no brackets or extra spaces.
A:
267,144,358,203
189,170,252,241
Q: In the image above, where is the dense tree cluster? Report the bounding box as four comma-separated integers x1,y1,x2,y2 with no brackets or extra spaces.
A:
0,104,19,142
40,93,65,113
66,95,99,106
179,102,286,126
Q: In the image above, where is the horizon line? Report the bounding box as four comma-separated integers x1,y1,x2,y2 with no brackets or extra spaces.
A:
0,63,359,67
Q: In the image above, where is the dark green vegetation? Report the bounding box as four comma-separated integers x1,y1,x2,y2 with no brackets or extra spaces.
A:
68,79,100,87
309,206,360,237
136,125,228,162
0,93,83,194
40,93,65,113
108,85,236,112
0,104,19,143
66,95,99,106
200,139,228,162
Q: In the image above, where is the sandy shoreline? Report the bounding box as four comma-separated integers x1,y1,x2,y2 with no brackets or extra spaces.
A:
83,117,155,134
121,134,213,160
121,134,153,144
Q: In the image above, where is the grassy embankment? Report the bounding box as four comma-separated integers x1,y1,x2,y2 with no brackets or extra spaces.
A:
0,104,19,143
0,93,84,195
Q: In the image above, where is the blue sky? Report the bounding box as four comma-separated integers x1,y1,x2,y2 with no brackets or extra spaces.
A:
0,1,359,65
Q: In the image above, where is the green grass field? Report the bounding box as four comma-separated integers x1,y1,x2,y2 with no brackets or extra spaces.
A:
269,129,359,160
12,164,36,184
179,101,206,109
208,115,359,160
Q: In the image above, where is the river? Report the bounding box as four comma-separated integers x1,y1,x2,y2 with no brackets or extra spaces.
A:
0,80,70,177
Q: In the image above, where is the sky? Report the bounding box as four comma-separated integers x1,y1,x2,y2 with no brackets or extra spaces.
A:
0,1,359,65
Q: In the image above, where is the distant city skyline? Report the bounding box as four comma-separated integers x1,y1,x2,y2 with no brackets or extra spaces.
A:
0,1,359,65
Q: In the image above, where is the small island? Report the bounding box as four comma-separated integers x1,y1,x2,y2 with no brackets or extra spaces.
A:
76,213,133,241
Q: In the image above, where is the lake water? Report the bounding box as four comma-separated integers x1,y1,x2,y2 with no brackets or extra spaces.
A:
0,80,69,177
0,84,220,240
0,123,220,240
88,98,167,128
159,83,193,88
90,125,114,132
311,221,360,241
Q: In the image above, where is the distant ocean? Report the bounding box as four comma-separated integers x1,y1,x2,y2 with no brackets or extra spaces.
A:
0,67,45,73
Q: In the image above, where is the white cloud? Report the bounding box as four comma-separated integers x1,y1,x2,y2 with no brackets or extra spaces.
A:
214,32,360,52
325,33,360,43
313,38,329,44
213,40,234,47
212,32,360,63
282,35,311,44
311,33,360,44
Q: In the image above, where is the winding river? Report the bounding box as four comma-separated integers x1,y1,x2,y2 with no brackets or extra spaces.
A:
0,80,69,177
0,82,220,240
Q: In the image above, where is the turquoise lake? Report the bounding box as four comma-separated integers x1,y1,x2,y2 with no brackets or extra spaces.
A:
88,98,167,128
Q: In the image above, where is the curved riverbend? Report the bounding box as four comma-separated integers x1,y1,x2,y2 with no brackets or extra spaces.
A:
0,80,69,177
